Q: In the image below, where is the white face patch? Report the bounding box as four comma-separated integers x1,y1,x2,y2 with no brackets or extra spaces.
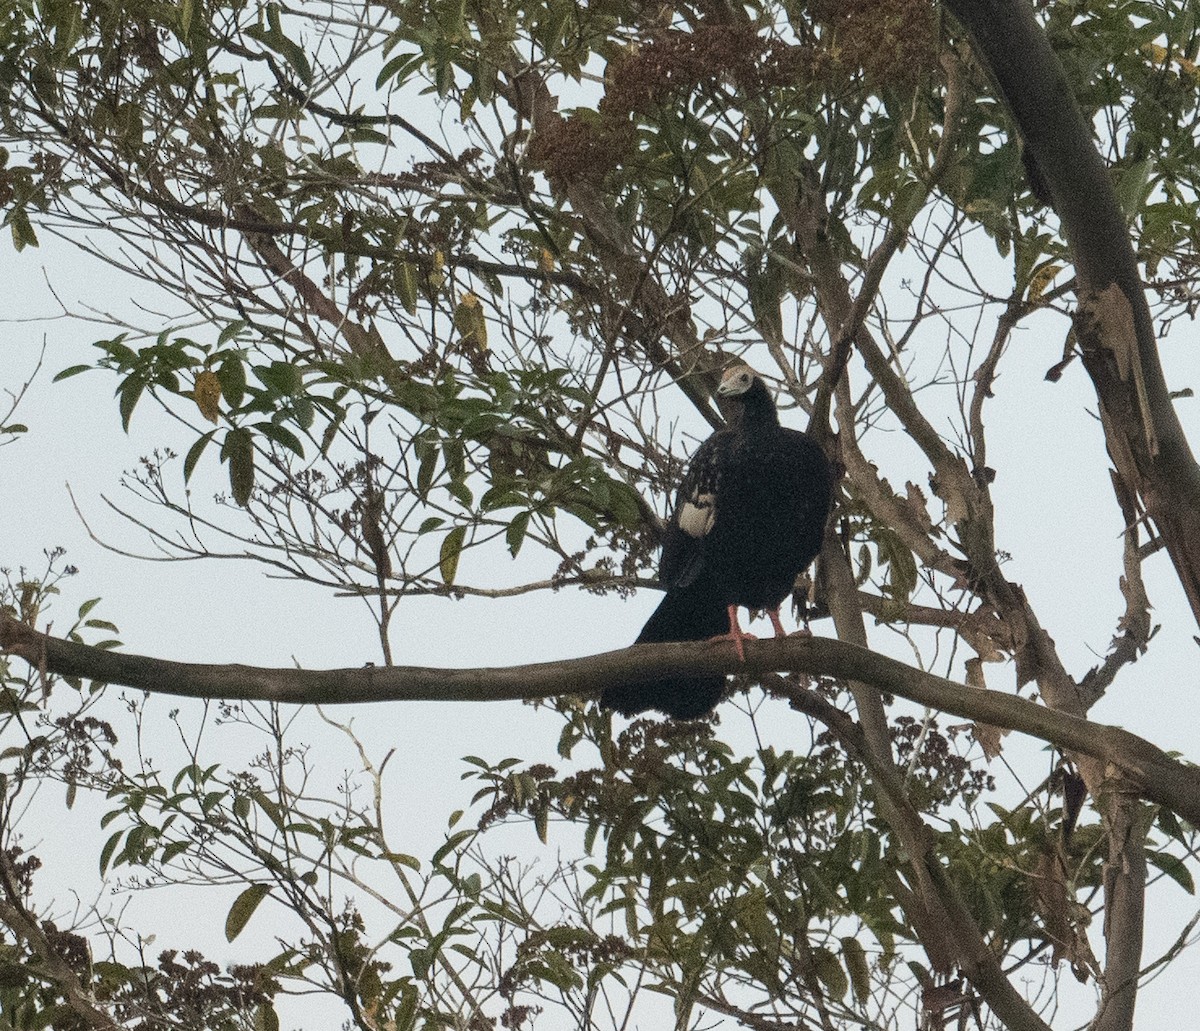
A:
678,493,716,538
717,366,755,397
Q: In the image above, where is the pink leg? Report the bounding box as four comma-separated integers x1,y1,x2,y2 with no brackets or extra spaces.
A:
770,605,813,638
708,604,757,662
767,607,787,638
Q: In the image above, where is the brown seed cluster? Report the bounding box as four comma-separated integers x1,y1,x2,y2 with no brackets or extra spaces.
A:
603,23,810,117
809,0,938,91
527,5,937,191
525,110,638,191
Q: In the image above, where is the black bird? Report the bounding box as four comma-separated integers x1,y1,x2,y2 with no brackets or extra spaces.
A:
602,364,834,719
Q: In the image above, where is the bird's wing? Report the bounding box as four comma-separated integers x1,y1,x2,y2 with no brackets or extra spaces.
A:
659,431,730,589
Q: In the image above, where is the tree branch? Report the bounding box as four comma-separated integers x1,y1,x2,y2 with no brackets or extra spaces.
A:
0,853,120,1030
943,0,1200,629
3,613,1198,826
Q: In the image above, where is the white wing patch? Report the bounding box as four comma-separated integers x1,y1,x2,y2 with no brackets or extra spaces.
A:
678,492,716,538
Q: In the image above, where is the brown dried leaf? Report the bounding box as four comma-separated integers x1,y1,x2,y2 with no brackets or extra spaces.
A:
1044,329,1077,381
967,659,1006,762
904,481,935,534
1033,845,1072,967
958,608,1010,662
361,491,393,579
1032,844,1095,982
964,657,986,690
971,721,1006,761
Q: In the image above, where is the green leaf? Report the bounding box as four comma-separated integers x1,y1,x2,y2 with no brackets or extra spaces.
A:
118,377,145,432
416,440,438,499
505,511,530,557
221,427,255,506
606,482,642,529
217,355,247,409
319,405,346,455
376,51,423,89
394,261,419,314
252,790,286,832
84,619,119,632
52,364,93,382
246,6,312,85
254,420,305,457
1155,805,1187,845
254,1004,280,1031
0,423,27,435
431,828,474,866
183,430,218,483
841,936,871,1004
439,525,466,585
161,840,190,864
394,983,419,1031
99,830,123,875
292,396,315,431
218,320,247,346
256,360,302,397
1148,851,1195,894
813,946,848,999
1113,157,1154,219
9,208,38,250
225,882,272,942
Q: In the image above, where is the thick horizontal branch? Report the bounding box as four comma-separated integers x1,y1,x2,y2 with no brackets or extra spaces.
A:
3,613,1197,825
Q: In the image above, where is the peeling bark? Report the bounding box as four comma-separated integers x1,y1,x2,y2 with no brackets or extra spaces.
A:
943,0,1200,627
936,6,1200,1027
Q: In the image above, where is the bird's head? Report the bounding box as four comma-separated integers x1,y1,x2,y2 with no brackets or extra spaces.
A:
714,363,778,427
716,364,758,398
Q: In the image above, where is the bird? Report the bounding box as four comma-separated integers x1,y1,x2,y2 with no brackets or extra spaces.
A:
602,364,834,719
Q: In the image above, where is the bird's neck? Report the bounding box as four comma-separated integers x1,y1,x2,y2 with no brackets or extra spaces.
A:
736,380,780,430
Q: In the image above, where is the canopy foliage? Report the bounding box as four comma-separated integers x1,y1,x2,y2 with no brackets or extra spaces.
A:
2,0,1200,1029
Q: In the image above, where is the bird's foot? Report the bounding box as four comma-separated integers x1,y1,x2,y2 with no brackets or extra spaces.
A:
709,605,755,662
708,628,757,662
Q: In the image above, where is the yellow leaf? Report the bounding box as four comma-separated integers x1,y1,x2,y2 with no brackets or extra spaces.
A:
1027,263,1061,303
194,370,222,423
454,294,488,350
538,248,555,273
439,525,466,585
428,251,446,293
1141,42,1169,64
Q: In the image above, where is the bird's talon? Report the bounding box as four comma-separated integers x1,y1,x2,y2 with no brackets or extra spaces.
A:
706,627,757,662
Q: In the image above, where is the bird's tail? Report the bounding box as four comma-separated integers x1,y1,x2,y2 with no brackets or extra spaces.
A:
601,585,730,719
